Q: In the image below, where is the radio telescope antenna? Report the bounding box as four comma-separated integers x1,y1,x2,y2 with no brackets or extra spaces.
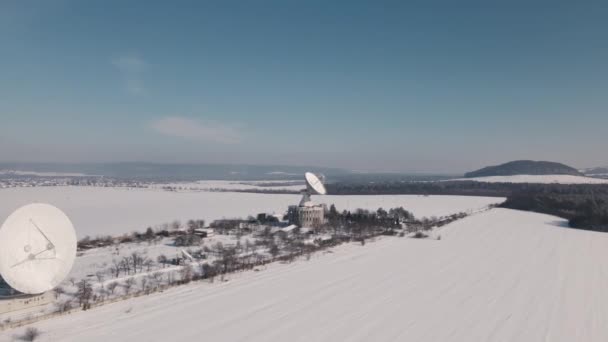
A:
181,249,194,262
300,172,327,206
0,203,77,294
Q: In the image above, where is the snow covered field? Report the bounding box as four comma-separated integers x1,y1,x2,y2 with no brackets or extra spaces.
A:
451,174,608,184
0,187,502,238
0,170,92,177
148,180,306,192
5,208,608,341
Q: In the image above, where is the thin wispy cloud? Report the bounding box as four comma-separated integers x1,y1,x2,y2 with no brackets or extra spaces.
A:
111,54,147,94
149,116,243,144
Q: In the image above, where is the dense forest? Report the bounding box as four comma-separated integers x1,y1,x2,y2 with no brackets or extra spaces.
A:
501,190,608,231
326,181,508,196
327,181,608,232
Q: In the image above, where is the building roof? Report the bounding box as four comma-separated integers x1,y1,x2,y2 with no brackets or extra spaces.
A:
280,224,299,233
194,228,214,233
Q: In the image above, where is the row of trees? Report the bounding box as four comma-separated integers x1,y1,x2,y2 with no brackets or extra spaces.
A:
502,190,608,231
78,219,207,250
108,252,155,278
329,180,608,232
56,204,477,315
327,180,608,198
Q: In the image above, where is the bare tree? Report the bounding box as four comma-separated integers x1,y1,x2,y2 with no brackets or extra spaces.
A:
180,265,193,283
131,252,140,273
187,219,197,234
244,239,252,254
95,271,105,283
157,254,168,268
255,252,266,265
200,263,216,282
17,327,41,341
55,299,74,313
111,259,121,278
269,243,280,259
95,287,108,303
123,278,136,295
76,279,93,310
151,272,164,285
213,242,224,257
144,227,155,241
140,277,148,293
52,286,65,300
143,258,154,272
120,257,131,275
106,282,119,295
217,246,238,273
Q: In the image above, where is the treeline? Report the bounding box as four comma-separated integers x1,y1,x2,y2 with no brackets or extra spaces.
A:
501,189,608,231
35,203,480,323
328,181,608,232
328,180,608,198
327,181,516,197
77,219,206,250
207,188,300,195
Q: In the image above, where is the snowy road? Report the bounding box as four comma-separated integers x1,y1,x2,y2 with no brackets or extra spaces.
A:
5,208,608,341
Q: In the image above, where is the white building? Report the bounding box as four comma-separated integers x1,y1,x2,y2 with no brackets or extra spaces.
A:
287,202,326,228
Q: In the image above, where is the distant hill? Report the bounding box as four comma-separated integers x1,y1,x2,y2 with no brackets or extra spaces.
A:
465,160,582,178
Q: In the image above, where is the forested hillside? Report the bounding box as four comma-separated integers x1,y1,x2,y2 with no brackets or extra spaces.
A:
465,160,582,178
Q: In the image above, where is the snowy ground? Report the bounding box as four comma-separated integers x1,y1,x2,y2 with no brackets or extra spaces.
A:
450,174,608,184
4,208,608,341
0,186,502,238
67,233,243,281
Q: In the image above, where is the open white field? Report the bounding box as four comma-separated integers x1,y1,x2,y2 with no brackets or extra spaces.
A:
0,187,502,238
452,174,608,184
148,180,306,192
5,208,608,342
0,170,92,177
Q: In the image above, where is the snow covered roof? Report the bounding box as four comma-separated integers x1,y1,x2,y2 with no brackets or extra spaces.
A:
194,228,214,233
280,225,299,233
266,227,281,234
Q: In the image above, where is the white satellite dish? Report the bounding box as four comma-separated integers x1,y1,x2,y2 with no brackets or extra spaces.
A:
0,203,77,294
305,172,327,195
300,172,327,206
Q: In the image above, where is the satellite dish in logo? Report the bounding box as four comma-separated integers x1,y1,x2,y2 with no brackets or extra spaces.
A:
0,203,77,294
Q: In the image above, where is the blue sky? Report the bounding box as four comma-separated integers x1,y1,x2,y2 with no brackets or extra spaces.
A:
1,1,607,173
